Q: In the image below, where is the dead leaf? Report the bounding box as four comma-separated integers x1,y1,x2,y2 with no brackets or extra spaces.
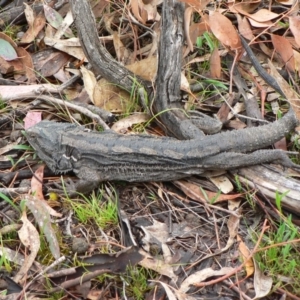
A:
44,37,87,61
253,259,273,299
209,47,221,78
24,111,42,129
184,6,195,52
208,11,241,50
247,9,279,23
180,267,235,293
248,19,273,28
16,47,37,83
229,0,261,14
268,61,300,119
271,34,295,72
237,15,255,41
14,211,40,284
81,66,98,103
126,56,157,81
111,113,151,133
30,165,45,199
0,138,21,155
130,0,161,24
174,180,242,203
209,175,234,194
178,0,211,12
186,21,210,56
113,31,133,65
155,281,178,300
237,235,254,277
21,5,46,44
93,78,131,112
139,249,178,281
289,16,300,48
54,9,74,39
44,4,74,38
39,52,70,77
24,195,61,259
180,72,191,93
225,210,241,250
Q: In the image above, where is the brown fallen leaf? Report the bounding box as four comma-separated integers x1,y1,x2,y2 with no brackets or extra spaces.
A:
271,34,295,72
289,16,300,48
21,4,46,44
174,180,242,204
208,11,241,50
111,113,151,133
209,47,221,78
237,234,254,277
15,211,40,284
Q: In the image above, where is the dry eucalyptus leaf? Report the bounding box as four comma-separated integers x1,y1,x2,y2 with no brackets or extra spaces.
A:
93,78,131,112
208,11,241,50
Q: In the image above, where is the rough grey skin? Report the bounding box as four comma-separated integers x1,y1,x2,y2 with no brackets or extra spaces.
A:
26,108,299,193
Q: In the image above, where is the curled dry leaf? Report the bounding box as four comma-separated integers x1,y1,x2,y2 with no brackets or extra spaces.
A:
24,111,42,130
138,249,178,281
229,0,261,14
126,56,157,81
81,66,97,103
253,259,273,299
44,4,74,38
16,47,37,83
268,62,300,119
93,78,131,112
44,37,87,61
237,235,254,277
209,175,233,194
111,113,151,133
248,19,273,28
271,34,295,72
15,212,40,284
21,4,46,44
130,0,161,24
178,0,211,12
179,267,235,293
237,15,255,41
184,6,195,52
208,11,241,50
289,16,300,48
25,195,61,259
113,31,133,65
54,9,74,40
235,7,279,23
174,180,242,204
209,47,221,78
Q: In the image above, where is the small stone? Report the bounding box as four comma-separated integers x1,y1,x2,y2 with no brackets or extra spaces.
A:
72,237,89,254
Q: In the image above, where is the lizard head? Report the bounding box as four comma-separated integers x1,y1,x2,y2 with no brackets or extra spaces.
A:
25,121,77,173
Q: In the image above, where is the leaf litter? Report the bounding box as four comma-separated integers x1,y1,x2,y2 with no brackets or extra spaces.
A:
0,0,300,299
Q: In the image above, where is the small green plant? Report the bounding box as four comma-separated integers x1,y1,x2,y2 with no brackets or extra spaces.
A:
0,240,13,273
275,191,290,215
0,98,7,110
255,215,300,295
65,189,118,230
122,265,155,300
234,175,243,192
0,193,20,212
